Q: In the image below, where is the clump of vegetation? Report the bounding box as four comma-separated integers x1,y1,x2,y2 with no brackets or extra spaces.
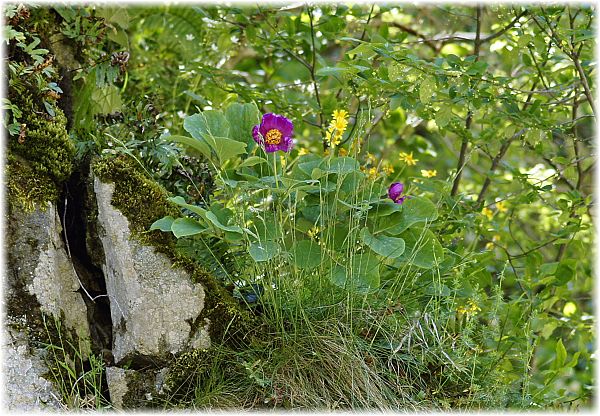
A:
41,315,110,410
5,2,594,411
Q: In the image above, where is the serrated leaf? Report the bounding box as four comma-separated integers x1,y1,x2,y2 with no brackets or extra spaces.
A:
419,77,436,104
436,106,453,128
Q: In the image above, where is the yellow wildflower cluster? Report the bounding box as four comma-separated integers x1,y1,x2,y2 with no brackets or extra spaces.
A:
457,300,481,316
307,226,320,240
360,166,379,180
399,151,418,166
338,147,348,157
383,165,395,176
421,169,437,178
495,200,508,213
481,207,494,220
485,234,501,250
325,109,349,147
298,147,309,156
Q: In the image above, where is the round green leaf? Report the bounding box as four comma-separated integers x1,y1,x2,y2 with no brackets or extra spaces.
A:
360,227,405,258
171,217,206,238
249,241,280,262
149,216,175,232
291,240,323,269
378,196,438,235
329,253,380,294
396,228,444,269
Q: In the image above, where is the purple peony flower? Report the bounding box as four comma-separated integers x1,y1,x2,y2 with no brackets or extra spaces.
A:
388,182,407,204
252,113,294,153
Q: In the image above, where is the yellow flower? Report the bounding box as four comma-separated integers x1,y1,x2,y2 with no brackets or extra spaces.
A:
383,165,395,176
280,154,287,167
486,234,500,250
333,109,349,120
298,148,309,156
458,299,481,316
307,226,320,240
481,207,494,220
421,169,437,178
495,200,508,213
399,151,418,166
325,109,349,147
338,147,348,157
367,167,378,180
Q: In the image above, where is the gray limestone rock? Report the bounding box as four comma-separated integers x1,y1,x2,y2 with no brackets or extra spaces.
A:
2,325,63,411
93,177,210,365
6,202,92,357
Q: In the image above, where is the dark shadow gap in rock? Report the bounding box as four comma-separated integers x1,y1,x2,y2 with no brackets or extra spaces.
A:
57,158,114,402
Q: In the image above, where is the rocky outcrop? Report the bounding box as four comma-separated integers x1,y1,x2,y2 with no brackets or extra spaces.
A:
93,176,210,366
2,326,63,411
4,155,252,410
4,200,92,411
6,201,92,356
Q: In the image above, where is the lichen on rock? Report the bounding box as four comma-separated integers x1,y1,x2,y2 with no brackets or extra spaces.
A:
94,175,211,364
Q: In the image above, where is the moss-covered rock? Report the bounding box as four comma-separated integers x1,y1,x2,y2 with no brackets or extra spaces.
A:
9,91,75,185
6,154,60,213
91,154,255,347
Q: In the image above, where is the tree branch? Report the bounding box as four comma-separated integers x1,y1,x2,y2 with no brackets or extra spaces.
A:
450,5,482,197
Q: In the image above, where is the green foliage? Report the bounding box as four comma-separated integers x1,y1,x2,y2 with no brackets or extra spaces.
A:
42,315,110,409
138,3,594,410
7,2,593,411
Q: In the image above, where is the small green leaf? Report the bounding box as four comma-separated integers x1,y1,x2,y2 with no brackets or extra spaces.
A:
171,218,206,238
419,77,436,104
360,227,405,258
249,241,280,262
435,106,453,128
149,216,175,232
553,339,567,369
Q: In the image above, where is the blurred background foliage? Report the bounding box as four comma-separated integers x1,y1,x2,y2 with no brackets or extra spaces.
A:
4,2,595,410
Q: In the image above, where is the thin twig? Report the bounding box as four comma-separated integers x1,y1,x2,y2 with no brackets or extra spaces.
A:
450,5,482,197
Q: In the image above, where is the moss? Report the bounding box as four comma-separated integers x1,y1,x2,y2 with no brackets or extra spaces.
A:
6,87,75,211
6,154,60,213
91,154,255,346
9,90,75,184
